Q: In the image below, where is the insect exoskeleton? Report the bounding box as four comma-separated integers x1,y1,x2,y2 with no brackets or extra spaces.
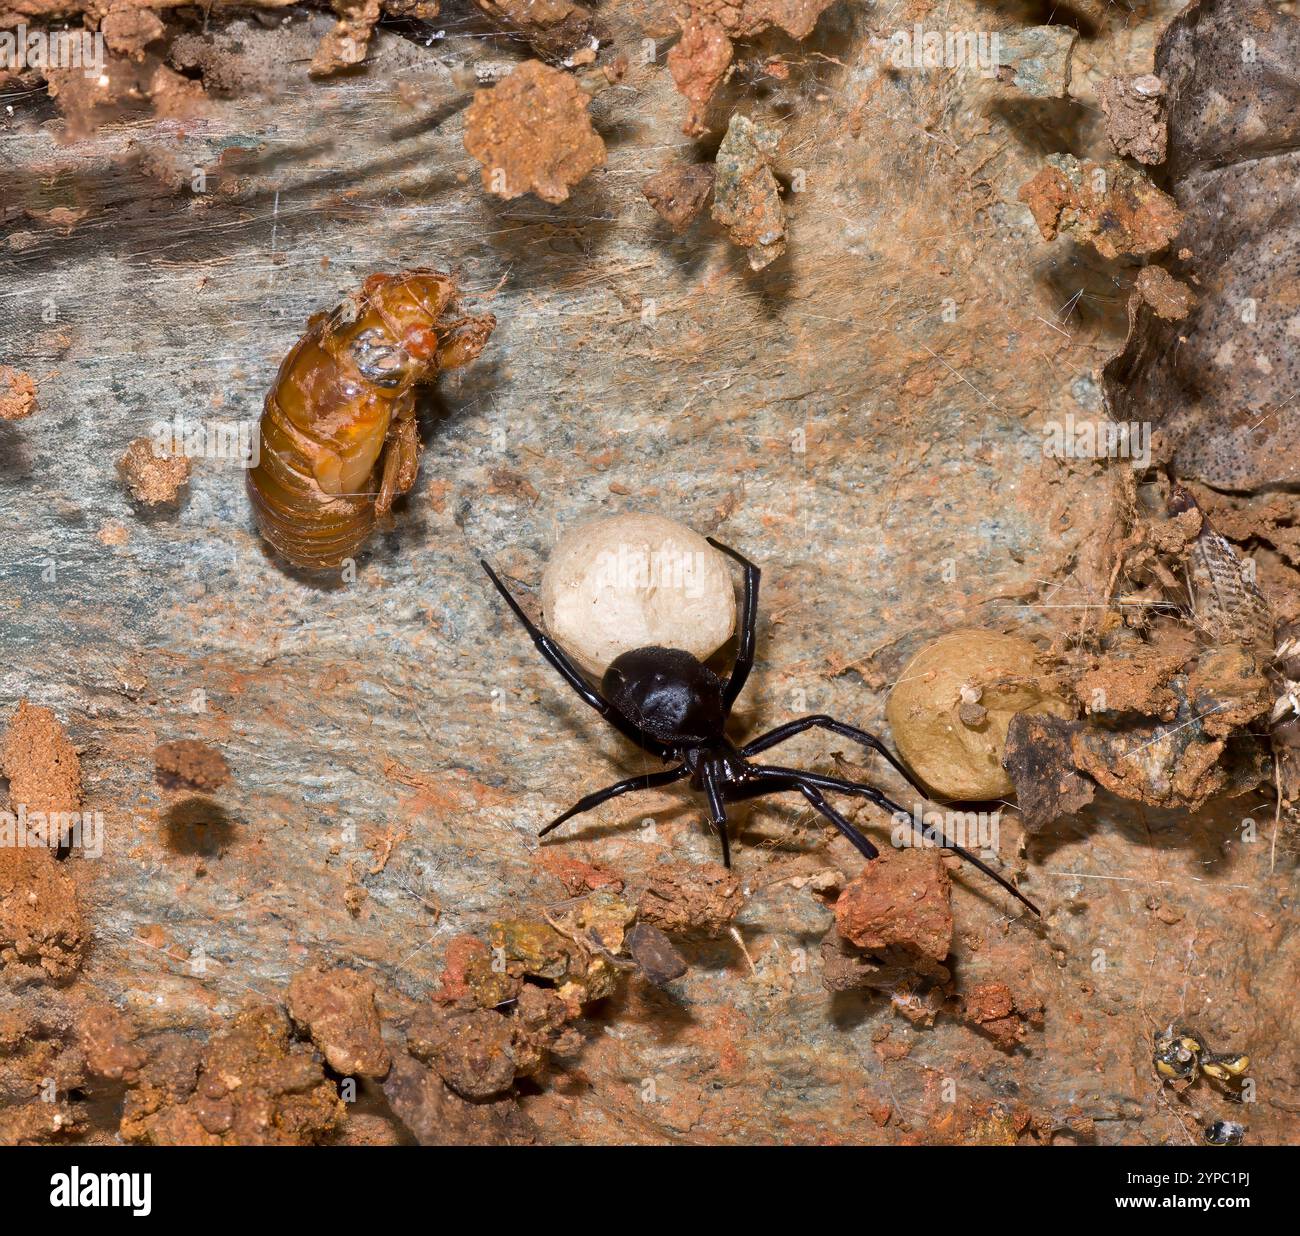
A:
248,269,495,571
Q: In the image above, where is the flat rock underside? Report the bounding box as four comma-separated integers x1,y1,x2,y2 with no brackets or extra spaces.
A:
1,0,1296,1144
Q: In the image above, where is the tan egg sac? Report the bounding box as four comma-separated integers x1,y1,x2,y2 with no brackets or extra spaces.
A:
885,629,1074,800
540,512,736,678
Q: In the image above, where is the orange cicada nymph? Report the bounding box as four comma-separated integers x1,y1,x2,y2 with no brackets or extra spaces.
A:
247,269,494,571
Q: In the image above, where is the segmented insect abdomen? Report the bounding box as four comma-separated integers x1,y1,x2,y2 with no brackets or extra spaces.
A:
248,325,386,572
246,270,495,573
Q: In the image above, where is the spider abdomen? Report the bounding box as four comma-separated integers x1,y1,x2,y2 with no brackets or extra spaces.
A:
601,647,725,745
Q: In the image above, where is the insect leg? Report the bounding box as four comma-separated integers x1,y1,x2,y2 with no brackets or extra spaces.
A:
706,538,760,714
375,443,400,518
702,760,732,868
480,560,670,758
541,765,689,837
741,715,930,799
439,314,496,369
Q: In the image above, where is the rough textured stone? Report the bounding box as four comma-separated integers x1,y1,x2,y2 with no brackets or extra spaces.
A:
1,1,1296,1148
833,849,953,965
287,966,391,1078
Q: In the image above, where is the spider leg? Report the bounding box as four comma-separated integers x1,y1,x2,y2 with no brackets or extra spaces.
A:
748,764,1040,916
540,765,689,838
747,764,907,811
795,782,879,862
480,560,670,758
723,774,878,860
706,538,759,714
741,714,931,800
701,759,732,868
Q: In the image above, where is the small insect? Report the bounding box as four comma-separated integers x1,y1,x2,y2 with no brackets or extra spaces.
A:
481,541,1040,916
1153,1024,1251,1093
1168,485,1275,650
248,270,494,571
1203,1119,1246,1146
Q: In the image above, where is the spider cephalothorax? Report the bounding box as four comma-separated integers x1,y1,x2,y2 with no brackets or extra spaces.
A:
481,540,1039,916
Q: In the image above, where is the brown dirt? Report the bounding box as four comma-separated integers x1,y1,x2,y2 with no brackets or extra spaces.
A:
2,700,82,817
667,15,733,135
409,1004,516,1098
153,739,230,793
666,2,838,128
310,0,382,77
0,366,37,421
287,966,391,1078
642,163,715,232
45,56,204,139
963,981,1043,1051
1099,75,1168,165
0,850,85,982
78,1005,147,1082
117,438,192,507
1072,645,1186,720
1134,265,1195,320
382,1049,536,1145
463,59,606,203
432,934,495,1004
120,1005,344,1145
0,1008,90,1143
1019,155,1183,260
475,0,605,61
680,0,836,39
833,848,953,966
101,7,167,58
636,860,743,936
535,849,624,895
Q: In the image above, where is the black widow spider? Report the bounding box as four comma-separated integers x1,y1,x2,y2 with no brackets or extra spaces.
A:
481,540,1040,917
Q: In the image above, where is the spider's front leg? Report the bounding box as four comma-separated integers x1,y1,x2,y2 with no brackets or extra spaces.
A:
479,561,673,759
701,760,733,867
706,538,760,714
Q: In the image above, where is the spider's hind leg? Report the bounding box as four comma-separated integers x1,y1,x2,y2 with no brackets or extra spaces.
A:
795,782,879,861
749,765,1041,916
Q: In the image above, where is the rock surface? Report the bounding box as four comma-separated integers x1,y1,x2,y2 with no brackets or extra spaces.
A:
0,0,1295,1146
